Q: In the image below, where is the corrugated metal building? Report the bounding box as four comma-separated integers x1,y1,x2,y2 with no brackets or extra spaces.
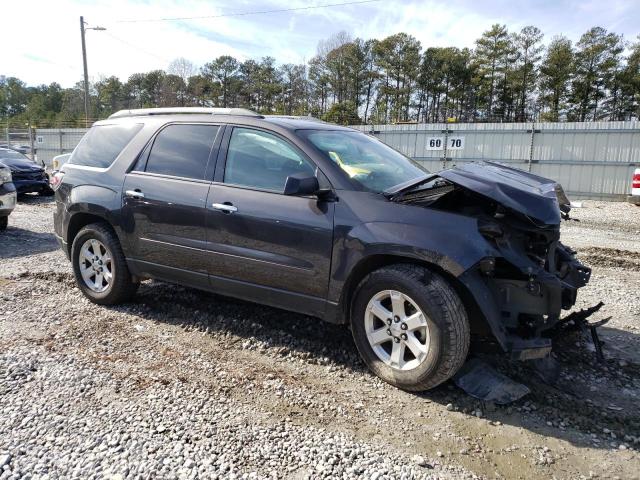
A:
35,121,640,200
352,121,640,200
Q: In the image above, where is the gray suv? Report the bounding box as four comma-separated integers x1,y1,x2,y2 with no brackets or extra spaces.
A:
53,108,590,391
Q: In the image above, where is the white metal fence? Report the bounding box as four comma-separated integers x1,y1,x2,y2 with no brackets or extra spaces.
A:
32,122,640,200
3,127,36,161
352,121,640,200
32,129,88,168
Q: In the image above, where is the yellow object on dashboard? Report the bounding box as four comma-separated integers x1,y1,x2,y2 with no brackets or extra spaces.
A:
328,151,370,178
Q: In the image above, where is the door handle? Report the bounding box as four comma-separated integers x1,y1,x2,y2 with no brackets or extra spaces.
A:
212,203,238,213
125,189,145,199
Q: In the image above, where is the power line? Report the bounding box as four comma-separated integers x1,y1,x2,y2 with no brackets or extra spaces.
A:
116,0,382,23
101,31,170,63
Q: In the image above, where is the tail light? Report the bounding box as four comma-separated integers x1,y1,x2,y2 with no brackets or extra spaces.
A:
633,170,640,189
50,171,65,190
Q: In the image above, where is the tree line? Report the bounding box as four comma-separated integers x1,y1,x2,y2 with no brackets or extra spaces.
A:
2,24,639,127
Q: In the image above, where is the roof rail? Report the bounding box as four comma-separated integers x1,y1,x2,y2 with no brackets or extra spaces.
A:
266,115,326,123
108,107,262,119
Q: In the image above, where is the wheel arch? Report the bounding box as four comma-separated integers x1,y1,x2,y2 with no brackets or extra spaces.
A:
61,182,124,255
338,254,495,342
65,211,114,257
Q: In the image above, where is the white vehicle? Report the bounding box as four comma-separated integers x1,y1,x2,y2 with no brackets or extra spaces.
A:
52,153,72,171
629,168,640,205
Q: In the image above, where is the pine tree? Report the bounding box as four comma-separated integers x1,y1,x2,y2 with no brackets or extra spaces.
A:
570,27,624,121
513,26,544,121
473,24,510,120
202,56,240,108
539,36,574,121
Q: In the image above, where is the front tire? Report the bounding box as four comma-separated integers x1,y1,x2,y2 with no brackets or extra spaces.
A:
0,216,7,231
71,223,139,305
351,264,470,391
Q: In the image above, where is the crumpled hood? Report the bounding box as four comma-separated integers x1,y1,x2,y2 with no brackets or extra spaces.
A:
438,161,563,225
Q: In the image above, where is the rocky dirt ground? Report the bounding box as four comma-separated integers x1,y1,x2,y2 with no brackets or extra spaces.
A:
0,197,639,480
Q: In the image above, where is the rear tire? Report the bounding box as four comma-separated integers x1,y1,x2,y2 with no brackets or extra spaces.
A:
71,223,139,305
0,216,7,231
350,264,470,391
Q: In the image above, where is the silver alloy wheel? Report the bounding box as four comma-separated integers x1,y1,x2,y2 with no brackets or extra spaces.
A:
365,290,430,371
79,239,113,293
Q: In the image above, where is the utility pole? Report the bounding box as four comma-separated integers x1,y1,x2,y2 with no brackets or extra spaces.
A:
80,16,89,128
79,16,106,128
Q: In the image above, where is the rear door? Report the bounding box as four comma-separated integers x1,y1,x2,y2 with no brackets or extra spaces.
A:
204,126,335,314
121,123,222,287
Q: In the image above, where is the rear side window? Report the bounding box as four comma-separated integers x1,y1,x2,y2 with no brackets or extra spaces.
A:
71,123,143,168
144,124,218,180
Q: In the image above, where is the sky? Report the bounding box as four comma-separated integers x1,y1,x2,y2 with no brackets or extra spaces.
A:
3,0,639,88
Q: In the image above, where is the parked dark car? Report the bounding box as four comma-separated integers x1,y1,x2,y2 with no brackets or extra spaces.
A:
0,144,31,155
0,148,53,196
53,107,591,391
0,162,17,231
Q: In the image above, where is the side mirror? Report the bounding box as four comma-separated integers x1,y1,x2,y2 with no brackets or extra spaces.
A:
283,172,320,196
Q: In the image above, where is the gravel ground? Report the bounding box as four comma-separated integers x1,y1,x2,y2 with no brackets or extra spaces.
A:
1,196,639,479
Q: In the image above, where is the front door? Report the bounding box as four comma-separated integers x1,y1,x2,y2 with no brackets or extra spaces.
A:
204,127,335,313
121,123,222,287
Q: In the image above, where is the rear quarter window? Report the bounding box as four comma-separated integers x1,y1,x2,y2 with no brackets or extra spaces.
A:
70,123,143,168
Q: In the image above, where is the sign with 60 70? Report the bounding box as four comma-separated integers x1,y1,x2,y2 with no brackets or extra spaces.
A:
425,136,465,151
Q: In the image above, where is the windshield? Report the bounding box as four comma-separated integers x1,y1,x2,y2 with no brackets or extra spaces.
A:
300,130,428,193
0,149,31,162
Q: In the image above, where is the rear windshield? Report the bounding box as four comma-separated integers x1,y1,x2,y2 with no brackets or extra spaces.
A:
0,149,31,161
70,123,142,168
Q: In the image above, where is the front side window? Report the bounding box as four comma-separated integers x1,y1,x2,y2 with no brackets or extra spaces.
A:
300,130,428,193
144,124,218,180
71,123,143,168
224,128,315,191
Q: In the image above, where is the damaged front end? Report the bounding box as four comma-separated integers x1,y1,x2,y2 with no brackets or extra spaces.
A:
389,161,592,361
467,211,591,360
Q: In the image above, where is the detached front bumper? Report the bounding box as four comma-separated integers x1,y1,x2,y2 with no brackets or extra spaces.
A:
460,245,592,360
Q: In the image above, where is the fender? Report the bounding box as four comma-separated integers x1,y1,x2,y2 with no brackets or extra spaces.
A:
328,217,500,304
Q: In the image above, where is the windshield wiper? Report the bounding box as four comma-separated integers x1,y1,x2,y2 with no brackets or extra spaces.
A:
383,174,435,198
